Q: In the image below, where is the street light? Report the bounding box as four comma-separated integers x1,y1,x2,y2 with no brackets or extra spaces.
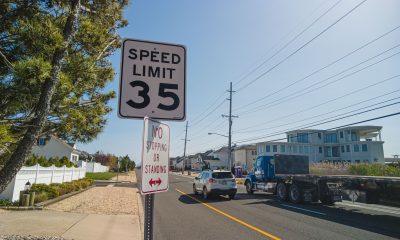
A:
208,132,229,138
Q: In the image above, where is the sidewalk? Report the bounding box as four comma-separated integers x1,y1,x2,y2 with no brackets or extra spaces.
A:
0,172,143,240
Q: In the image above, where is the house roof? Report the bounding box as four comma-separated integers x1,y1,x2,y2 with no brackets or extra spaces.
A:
234,144,256,151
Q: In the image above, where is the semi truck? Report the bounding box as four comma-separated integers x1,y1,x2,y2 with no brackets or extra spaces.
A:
245,154,342,204
244,154,400,204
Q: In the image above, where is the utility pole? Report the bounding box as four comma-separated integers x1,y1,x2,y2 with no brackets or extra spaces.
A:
181,121,190,175
222,82,238,172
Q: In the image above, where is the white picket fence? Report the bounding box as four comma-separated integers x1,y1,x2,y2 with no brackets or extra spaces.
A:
0,164,86,202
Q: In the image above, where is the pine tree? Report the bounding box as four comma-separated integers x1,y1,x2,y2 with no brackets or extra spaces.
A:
0,0,128,192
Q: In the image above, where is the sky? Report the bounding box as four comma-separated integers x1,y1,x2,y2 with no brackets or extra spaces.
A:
79,0,400,164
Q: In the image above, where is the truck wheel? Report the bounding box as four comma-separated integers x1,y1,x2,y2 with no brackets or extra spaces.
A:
289,184,302,204
245,181,254,194
320,196,334,205
277,183,288,201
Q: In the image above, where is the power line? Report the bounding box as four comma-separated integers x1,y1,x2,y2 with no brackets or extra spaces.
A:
233,0,342,87
237,46,400,116
234,89,400,134
235,0,368,92
183,0,343,129
235,97,400,139
234,24,400,111
235,111,400,144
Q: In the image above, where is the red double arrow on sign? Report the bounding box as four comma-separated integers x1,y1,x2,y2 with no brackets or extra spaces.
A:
149,178,162,187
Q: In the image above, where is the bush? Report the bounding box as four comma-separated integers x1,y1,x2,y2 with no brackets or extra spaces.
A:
60,182,75,194
30,184,59,199
0,199,12,206
34,192,48,203
349,163,400,177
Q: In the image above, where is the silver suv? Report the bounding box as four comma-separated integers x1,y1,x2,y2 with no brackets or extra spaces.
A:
193,170,237,199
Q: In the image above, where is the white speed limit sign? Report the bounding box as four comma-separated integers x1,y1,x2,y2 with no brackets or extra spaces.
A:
118,39,186,120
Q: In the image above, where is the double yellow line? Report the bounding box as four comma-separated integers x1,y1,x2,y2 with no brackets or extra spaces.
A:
175,188,281,240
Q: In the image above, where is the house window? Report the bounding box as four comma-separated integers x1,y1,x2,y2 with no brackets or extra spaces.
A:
272,145,277,152
280,145,285,153
266,145,271,152
346,145,350,152
354,144,359,152
257,145,263,153
340,131,344,138
37,138,46,146
351,132,357,141
304,146,309,154
318,133,322,139
310,146,314,153
297,133,309,143
319,146,322,153
293,145,297,153
341,146,345,153
299,146,303,153
362,144,368,152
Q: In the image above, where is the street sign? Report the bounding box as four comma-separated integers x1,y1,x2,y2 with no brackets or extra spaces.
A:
119,38,186,120
141,117,170,194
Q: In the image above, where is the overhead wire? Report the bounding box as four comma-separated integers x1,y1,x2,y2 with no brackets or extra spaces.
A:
234,89,400,133
235,0,369,92
236,45,400,116
234,24,400,111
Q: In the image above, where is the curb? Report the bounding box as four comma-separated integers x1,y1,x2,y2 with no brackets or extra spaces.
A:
0,206,43,211
137,191,144,239
35,185,95,208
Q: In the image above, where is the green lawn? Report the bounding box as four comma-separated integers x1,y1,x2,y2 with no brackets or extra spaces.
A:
85,172,117,180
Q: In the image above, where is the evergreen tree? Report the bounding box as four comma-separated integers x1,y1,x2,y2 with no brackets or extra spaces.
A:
0,0,128,192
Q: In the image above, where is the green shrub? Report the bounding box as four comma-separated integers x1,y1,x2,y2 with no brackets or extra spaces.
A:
0,199,12,206
34,192,48,203
30,183,59,199
60,182,75,194
349,163,400,177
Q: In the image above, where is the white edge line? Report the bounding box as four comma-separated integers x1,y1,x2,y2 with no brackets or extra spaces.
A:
281,204,327,216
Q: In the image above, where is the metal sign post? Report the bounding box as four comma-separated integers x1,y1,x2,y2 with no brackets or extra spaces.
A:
144,194,155,240
118,38,185,240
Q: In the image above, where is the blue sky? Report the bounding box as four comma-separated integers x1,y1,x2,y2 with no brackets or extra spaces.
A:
79,0,400,163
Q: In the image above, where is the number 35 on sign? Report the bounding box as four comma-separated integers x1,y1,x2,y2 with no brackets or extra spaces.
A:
118,39,186,121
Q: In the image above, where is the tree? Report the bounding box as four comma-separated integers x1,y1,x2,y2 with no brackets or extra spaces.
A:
0,1,128,192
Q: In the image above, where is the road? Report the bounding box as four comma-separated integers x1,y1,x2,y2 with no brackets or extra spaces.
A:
139,172,400,240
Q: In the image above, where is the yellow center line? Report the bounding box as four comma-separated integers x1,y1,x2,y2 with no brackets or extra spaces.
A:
175,188,281,240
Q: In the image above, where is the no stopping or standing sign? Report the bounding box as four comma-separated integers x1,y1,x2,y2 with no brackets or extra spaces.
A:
118,38,186,121
141,117,170,194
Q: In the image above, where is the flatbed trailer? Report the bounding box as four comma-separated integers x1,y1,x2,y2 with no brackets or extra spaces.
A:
245,155,343,204
245,154,400,204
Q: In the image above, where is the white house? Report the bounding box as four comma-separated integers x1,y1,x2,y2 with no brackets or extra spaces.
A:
256,126,385,164
233,145,257,171
32,135,80,163
204,147,230,170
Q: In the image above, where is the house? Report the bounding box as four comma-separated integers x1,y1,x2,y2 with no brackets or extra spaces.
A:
256,126,385,164
203,147,230,170
32,135,80,163
233,144,257,171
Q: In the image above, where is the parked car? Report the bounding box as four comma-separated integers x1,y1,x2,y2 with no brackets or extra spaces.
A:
193,170,237,199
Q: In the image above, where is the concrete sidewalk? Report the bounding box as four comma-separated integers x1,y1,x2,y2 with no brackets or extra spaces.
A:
0,210,141,240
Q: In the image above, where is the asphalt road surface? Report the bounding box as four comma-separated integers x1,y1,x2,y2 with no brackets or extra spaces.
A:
138,172,400,240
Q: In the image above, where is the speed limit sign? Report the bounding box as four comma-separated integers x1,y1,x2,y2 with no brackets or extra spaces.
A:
118,39,186,120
